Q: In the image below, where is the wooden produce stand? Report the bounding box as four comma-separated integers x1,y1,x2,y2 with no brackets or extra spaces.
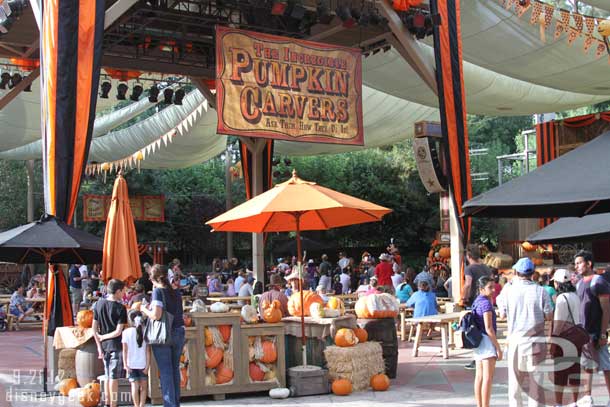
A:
148,313,285,404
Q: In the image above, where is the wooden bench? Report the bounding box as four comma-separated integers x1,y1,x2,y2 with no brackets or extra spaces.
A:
405,312,462,359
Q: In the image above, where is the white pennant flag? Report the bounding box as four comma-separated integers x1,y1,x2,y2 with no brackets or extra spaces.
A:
187,114,194,128
163,134,169,146
168,131,174,143
156,139,162,150
197,104,203,115
178,122,185,135
202,100,208,112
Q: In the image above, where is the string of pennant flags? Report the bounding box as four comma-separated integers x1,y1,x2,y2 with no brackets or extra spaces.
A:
500,0,610,61
85,98,210,176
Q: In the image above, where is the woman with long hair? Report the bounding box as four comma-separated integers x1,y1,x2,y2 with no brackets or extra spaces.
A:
472,276,502,407
141,265,185,407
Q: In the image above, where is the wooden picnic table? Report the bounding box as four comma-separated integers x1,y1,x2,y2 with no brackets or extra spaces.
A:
328,293,358,301
208,296,251,303
404,312,462,359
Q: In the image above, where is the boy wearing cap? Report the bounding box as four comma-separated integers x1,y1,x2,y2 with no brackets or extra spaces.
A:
574,250,610,407
496,257,552,407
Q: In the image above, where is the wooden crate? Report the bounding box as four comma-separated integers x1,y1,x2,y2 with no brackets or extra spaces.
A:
149,313,286,403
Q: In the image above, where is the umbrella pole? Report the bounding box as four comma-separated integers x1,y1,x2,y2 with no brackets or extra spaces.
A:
295,214,307,366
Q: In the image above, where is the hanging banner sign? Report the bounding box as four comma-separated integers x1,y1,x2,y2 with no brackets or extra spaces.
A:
83,195,165,222
216,26,364,145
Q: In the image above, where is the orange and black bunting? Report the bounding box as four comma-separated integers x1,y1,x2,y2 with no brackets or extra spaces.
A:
46,265,73,336
41,0,105,225
536,121,557,228
239,140,275,200
430,0,472,242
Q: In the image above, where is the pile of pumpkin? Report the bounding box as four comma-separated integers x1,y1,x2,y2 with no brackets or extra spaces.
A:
521,241,545,266
58,378,101,407
204,325,234,385
247,336,278,382
330,327,390,396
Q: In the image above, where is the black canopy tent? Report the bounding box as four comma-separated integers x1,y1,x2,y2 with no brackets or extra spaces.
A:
462,131,610,218
526,213,610,244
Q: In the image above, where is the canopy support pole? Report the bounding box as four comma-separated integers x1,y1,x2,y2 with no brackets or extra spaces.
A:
377,0,437,95
449,194,464,305
241,137,267,283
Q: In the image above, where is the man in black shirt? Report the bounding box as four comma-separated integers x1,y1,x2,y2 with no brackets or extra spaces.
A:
93,279,127,407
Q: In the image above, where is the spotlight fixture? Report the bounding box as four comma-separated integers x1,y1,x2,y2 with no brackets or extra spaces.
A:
116,83,128,100
130,84,143,101
163,88,174,104
0,72,10,89
100,81,111,98
148,85,160,102
173,88,185,105
9,72,21,88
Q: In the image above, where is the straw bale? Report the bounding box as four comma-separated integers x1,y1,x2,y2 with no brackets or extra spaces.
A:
323,341,384,391
58,349,77,380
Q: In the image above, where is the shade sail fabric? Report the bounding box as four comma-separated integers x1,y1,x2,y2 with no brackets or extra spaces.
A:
41,0,105,223
462,131,610,218
0,214,103,263
102,175,142,284
583,0,610,11
526,213,610,243
431,0,610,96
206,170,392,233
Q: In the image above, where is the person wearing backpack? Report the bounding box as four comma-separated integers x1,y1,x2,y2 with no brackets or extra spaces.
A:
471,276,502,407
141,264,185,407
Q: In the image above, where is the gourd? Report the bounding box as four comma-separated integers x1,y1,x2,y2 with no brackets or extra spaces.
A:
438,247,451,258
210,302,229,313
78,382,101,407
353,327,368,343
269,388,290,399
326,297,345,315
260,340,277,363
309,302,325,319
218,325,231,342
241,305,259,324
205,346,223,368
249,362,265,381
204,327,213,346
261,300,282,323
58,378,78,396
215,364,234,384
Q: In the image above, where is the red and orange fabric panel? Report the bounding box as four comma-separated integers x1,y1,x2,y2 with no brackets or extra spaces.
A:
46,265,73,336
536,121,557,227
239,140,275,200
430,0,472,242
41,0,105,224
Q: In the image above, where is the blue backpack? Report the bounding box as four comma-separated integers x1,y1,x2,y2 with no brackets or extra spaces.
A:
459,312,483,349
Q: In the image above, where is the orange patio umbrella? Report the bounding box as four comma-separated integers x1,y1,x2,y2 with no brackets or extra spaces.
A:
206,169,392,365
102,173,142,284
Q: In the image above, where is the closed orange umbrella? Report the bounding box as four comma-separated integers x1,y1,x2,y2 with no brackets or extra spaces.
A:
206,169,391,366
102,174,142,284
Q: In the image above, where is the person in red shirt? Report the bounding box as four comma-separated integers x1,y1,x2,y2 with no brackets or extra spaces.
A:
375,253,394,293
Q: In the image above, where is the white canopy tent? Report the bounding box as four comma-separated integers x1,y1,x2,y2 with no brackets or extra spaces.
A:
0,0,608,167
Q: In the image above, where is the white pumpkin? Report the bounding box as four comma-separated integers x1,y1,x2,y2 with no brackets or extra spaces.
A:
210,302,229,313
269,387,290,399
309,302,325,319
241,305,258,324
324,308,340,318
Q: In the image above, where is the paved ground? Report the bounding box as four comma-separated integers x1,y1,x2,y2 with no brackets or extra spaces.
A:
1,327,610,406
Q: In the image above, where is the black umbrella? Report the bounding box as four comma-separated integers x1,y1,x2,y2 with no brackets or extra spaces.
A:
526,213,610,244
0,214,103,392
463,131,610,218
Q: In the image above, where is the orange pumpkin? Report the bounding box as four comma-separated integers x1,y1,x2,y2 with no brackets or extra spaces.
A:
355,293,399,319
260,340,278,363
331,378,352,396
183,314,193,327
438,247,451,258
59,378,78,396
334,328,357,347
370,373,390,391
205,346,224,368
249,362,265,381
79,382,101,407
262,300,283,323
218,325,231,343
204,328,213,346
287,291,324,317
76,310,93,328
353,327,368,343
521,241,536,252
85,381,100,394
215,364,234,384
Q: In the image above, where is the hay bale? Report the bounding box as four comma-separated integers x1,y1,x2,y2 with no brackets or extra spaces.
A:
323,341,384,391
58,349,77,380
483,252,513,269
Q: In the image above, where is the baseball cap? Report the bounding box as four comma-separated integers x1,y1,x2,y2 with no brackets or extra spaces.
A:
513,257,535,275
247,276,255,284
551,268,571,284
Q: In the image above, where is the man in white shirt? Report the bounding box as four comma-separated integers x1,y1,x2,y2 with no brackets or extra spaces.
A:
497,258,552,407
391,269,404,291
